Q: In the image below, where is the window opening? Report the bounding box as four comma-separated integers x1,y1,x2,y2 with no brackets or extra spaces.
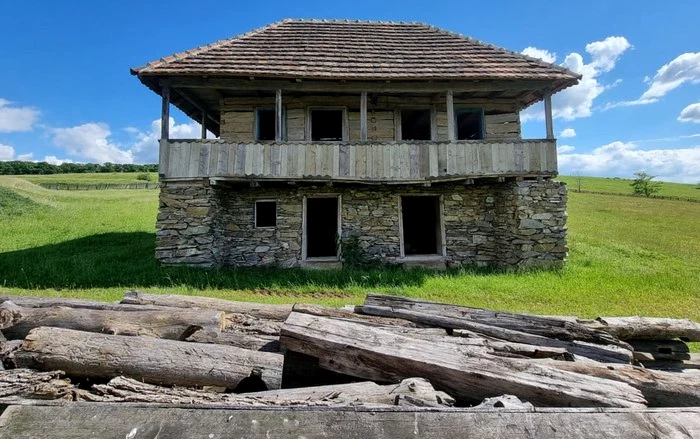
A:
401,109,432,140
255,201,277,227
256,109,276,141
311,110,344,141
456,109,483,140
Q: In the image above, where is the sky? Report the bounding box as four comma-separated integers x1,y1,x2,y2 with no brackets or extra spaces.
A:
0,0,699,183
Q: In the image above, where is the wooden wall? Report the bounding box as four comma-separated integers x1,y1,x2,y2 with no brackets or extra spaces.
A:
219,95,521,143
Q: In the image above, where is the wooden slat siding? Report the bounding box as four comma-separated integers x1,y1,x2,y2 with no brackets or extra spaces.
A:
409,144,420,179
437,143,448,176
197,142,209,176
188,142,202,178
234,144,246,176
456,143,466,175
158,139,169,176
208,143,219,176
514,142,524,172
218,143,229,176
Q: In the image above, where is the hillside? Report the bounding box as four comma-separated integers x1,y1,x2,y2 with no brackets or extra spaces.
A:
559,175,700,201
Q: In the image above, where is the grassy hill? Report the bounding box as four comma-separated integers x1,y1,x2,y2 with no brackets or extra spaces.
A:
21,172,158,185
559,175,700,201
0,174,698,327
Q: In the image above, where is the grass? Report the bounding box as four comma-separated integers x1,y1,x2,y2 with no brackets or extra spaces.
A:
21,172,158,185
559,175,700,201
0,174,698,328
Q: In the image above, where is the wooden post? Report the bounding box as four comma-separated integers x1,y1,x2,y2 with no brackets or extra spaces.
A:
160,86,170,140
544,88,554,139
446,90,455,141
360,91,368,142
200,110,207,139
275,89,283,141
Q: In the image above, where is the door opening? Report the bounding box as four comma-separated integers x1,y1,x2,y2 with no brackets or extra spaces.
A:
305,197,339,258
401,196,442,256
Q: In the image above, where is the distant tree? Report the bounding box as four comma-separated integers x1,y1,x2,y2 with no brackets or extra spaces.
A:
630,172,662,197
573,169,583,192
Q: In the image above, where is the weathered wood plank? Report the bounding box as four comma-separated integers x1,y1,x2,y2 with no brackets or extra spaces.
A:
583,316,700,342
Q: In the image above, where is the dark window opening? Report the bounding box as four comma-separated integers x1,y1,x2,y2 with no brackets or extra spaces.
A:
256,109,276,141
401,109,432,140
311,110,343,141
255,201,276,228
306,197,339,258
456,110,483,140
401,196,441,255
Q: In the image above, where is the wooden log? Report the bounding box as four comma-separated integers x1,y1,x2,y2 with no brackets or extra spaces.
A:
0,295,166,312
226,313,282,335
185,331,280,352
14,327,283,390
0,369,76,400
292,303,418,327
583,316,700,342
358,305,633,363
362,294,625,347
638,353,700,371
122,291,292,321
0,301,224,341
628,339,691,361
3,404,697,439
280,313,646,407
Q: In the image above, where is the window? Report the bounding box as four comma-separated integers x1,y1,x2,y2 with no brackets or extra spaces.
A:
255,201,276,227
401,196,442,256
456,109,484,140
256,109,276,141
401,109,432,140
310,109,344,141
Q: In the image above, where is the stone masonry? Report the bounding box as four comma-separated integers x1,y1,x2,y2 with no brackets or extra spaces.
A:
155,179,567,269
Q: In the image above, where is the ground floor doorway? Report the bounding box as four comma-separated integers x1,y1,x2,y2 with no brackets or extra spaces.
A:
401,195,443,256
304,196,340,259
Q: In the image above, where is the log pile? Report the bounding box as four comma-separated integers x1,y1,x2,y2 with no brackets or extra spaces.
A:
0,292,698,412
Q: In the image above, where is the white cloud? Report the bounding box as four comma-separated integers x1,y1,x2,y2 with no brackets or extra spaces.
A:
558,145,576,153
678,102,700,123
522,47,556,64
522,36,632,122
52,123,134,164
0,143,15,160
43,155,73,165
0,98,40,132
560,128,576,138
17,152,34,161
558,141,700,183
127,117,205,163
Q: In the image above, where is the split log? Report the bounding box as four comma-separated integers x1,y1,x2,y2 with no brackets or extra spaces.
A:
280,312,646,408
185,331,280,352
359,305,633,363
0,301,224,340
292,303,418,327
0,369,75,400
362,294,624,346
122,291,292,321
583,316,700,341
14,327,283,390
0,295,166,312
628,340,691,361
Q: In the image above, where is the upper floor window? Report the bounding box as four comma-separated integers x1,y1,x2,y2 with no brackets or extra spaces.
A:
256,108,276,141
400,109,432,141
456,109,484,140
310,108,345,141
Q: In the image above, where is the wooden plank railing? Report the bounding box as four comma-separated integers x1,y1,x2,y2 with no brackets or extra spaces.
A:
160,139,558,182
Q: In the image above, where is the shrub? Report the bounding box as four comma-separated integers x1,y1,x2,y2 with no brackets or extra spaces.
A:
136,173,153,182
630,172,662,197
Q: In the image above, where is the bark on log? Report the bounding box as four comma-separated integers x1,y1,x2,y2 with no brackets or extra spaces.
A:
280,312,646,408
627,339,691,361
122,291,292,321
0,369,76,400
14,327,283,390
0,301,224,341
583,316,700,342
362,294,624,346
0,295,166,312
358,305,633,363
185,331,280,353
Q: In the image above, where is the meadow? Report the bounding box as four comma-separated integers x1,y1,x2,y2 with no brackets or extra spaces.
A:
0,174,698,326
558,175,700,201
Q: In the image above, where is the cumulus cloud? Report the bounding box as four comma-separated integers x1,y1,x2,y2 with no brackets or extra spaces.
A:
127,118,204,163
560,128,576,138
522,47,556,64
522,36,632,122
558,144,576,153
43,155,73,165
558,141,700,183
678,102,700,123
0,143,15,160
17,153,34,161
52,123,134,164
0,98,40,132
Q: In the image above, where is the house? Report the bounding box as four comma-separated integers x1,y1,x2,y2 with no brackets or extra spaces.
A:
131,19,580,269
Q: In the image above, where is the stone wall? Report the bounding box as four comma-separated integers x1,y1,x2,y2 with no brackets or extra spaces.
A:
155,179,567,269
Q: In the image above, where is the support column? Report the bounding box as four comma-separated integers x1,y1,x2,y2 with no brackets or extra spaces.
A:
360,91,368,142
201,110,207,139
544,88,554,139
446,90,455,141
275,89,283,141
161,86,170,140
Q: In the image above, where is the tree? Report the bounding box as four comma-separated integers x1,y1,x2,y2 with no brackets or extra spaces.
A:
630,172,662,197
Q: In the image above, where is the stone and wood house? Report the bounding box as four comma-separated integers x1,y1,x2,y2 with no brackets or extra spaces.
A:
131,19,580,269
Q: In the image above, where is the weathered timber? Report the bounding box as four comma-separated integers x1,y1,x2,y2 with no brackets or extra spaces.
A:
0,301,224,340
0,369,76,400
628,339,691,361
280,313,646,407
0,295,166,312
185,331,280,352
226,313,282,335
358,305,633,363
122,291,292,321
292,303,417,327
2,405,697,439
472,394,534,409
582,316,700,342
362,294,624,346
14,327,283,390
639,353,700,371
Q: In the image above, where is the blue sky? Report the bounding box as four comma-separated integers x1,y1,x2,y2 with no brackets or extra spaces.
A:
1,0,699,182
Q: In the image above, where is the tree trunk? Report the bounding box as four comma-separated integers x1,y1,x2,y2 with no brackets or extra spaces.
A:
0,295,165,312
280,312,646,408
583,316,700,342
122,291,292,321
0,369,76,400
0,301,224,341
185,331,280,352
14,327,283,390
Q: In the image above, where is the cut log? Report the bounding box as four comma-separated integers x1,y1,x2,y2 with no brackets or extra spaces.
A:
0,369,76,400
280,312,646,407
0,301,224,341
628,339,691,361
638,354,700,371
122,291,292,321
185,331,280,352
292,303,418,327
0,295,166,312
583,316,700,342
362,294,625,346
358,305,633,363
471,394,534,409
226,313,282,335
14,327,283,390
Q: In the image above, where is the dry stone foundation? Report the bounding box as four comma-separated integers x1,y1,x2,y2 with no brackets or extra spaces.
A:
155,179,567,269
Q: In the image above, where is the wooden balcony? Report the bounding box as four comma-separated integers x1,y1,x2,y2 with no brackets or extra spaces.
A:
159,139,558,183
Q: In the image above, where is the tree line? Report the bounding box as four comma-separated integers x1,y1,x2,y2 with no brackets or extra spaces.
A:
0,161,158,175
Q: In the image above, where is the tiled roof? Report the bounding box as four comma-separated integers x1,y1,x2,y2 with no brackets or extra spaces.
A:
132,19,580,84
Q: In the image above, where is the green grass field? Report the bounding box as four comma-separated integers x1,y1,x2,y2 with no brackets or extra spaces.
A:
21,172,158,185
0,175,698,328
559,175,700,201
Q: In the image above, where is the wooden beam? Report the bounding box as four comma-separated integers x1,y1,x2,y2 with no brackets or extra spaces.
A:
169,88,219,127
200,110,207,139
160,85,170,140
446,90,455,141
544,88,554,139
275,89,283,141
360,91,368,142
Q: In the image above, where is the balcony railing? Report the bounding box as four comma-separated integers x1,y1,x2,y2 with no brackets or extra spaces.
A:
159,139,557,182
